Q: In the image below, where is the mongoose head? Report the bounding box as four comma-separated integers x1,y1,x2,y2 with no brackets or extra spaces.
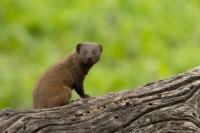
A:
76,42,103,65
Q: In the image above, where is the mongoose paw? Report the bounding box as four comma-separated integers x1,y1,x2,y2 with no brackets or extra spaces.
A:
83,94,90,98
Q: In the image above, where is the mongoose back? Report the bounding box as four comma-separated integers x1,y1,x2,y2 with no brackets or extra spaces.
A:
33,42,103,109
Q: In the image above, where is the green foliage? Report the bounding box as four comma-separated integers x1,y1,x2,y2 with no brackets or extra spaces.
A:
0,0,200,108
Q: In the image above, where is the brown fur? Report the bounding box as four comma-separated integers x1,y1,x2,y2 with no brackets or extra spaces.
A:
33,42,103,109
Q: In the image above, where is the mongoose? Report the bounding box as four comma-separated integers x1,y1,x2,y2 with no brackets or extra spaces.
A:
33,42,103,109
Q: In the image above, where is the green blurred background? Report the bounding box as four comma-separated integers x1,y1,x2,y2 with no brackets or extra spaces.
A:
0,0,200,109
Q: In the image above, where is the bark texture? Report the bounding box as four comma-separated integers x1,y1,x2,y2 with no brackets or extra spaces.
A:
1,67,200,133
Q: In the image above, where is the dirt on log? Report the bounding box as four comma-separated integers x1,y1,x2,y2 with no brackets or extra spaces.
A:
1,67,200,133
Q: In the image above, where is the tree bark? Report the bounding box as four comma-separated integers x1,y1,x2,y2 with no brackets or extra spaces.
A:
1,67,200,133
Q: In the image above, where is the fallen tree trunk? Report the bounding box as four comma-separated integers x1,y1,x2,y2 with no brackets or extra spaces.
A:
1,67,200,133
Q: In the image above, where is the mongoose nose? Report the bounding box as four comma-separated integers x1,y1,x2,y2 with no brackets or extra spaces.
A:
88,58,92,62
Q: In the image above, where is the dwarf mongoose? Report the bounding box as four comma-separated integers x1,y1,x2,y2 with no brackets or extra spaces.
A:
33,42,103,109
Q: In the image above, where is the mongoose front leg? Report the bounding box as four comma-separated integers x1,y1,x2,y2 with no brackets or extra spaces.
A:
74,84,90,98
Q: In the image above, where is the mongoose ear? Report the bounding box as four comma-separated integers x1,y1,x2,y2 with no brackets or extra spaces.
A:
99,44,103,53
76,43,82,54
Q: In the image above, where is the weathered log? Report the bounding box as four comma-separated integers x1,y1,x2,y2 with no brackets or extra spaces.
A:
1,67,200,133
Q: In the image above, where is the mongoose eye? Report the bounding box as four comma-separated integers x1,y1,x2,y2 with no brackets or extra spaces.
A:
92,50,96,55
83,51,87,55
